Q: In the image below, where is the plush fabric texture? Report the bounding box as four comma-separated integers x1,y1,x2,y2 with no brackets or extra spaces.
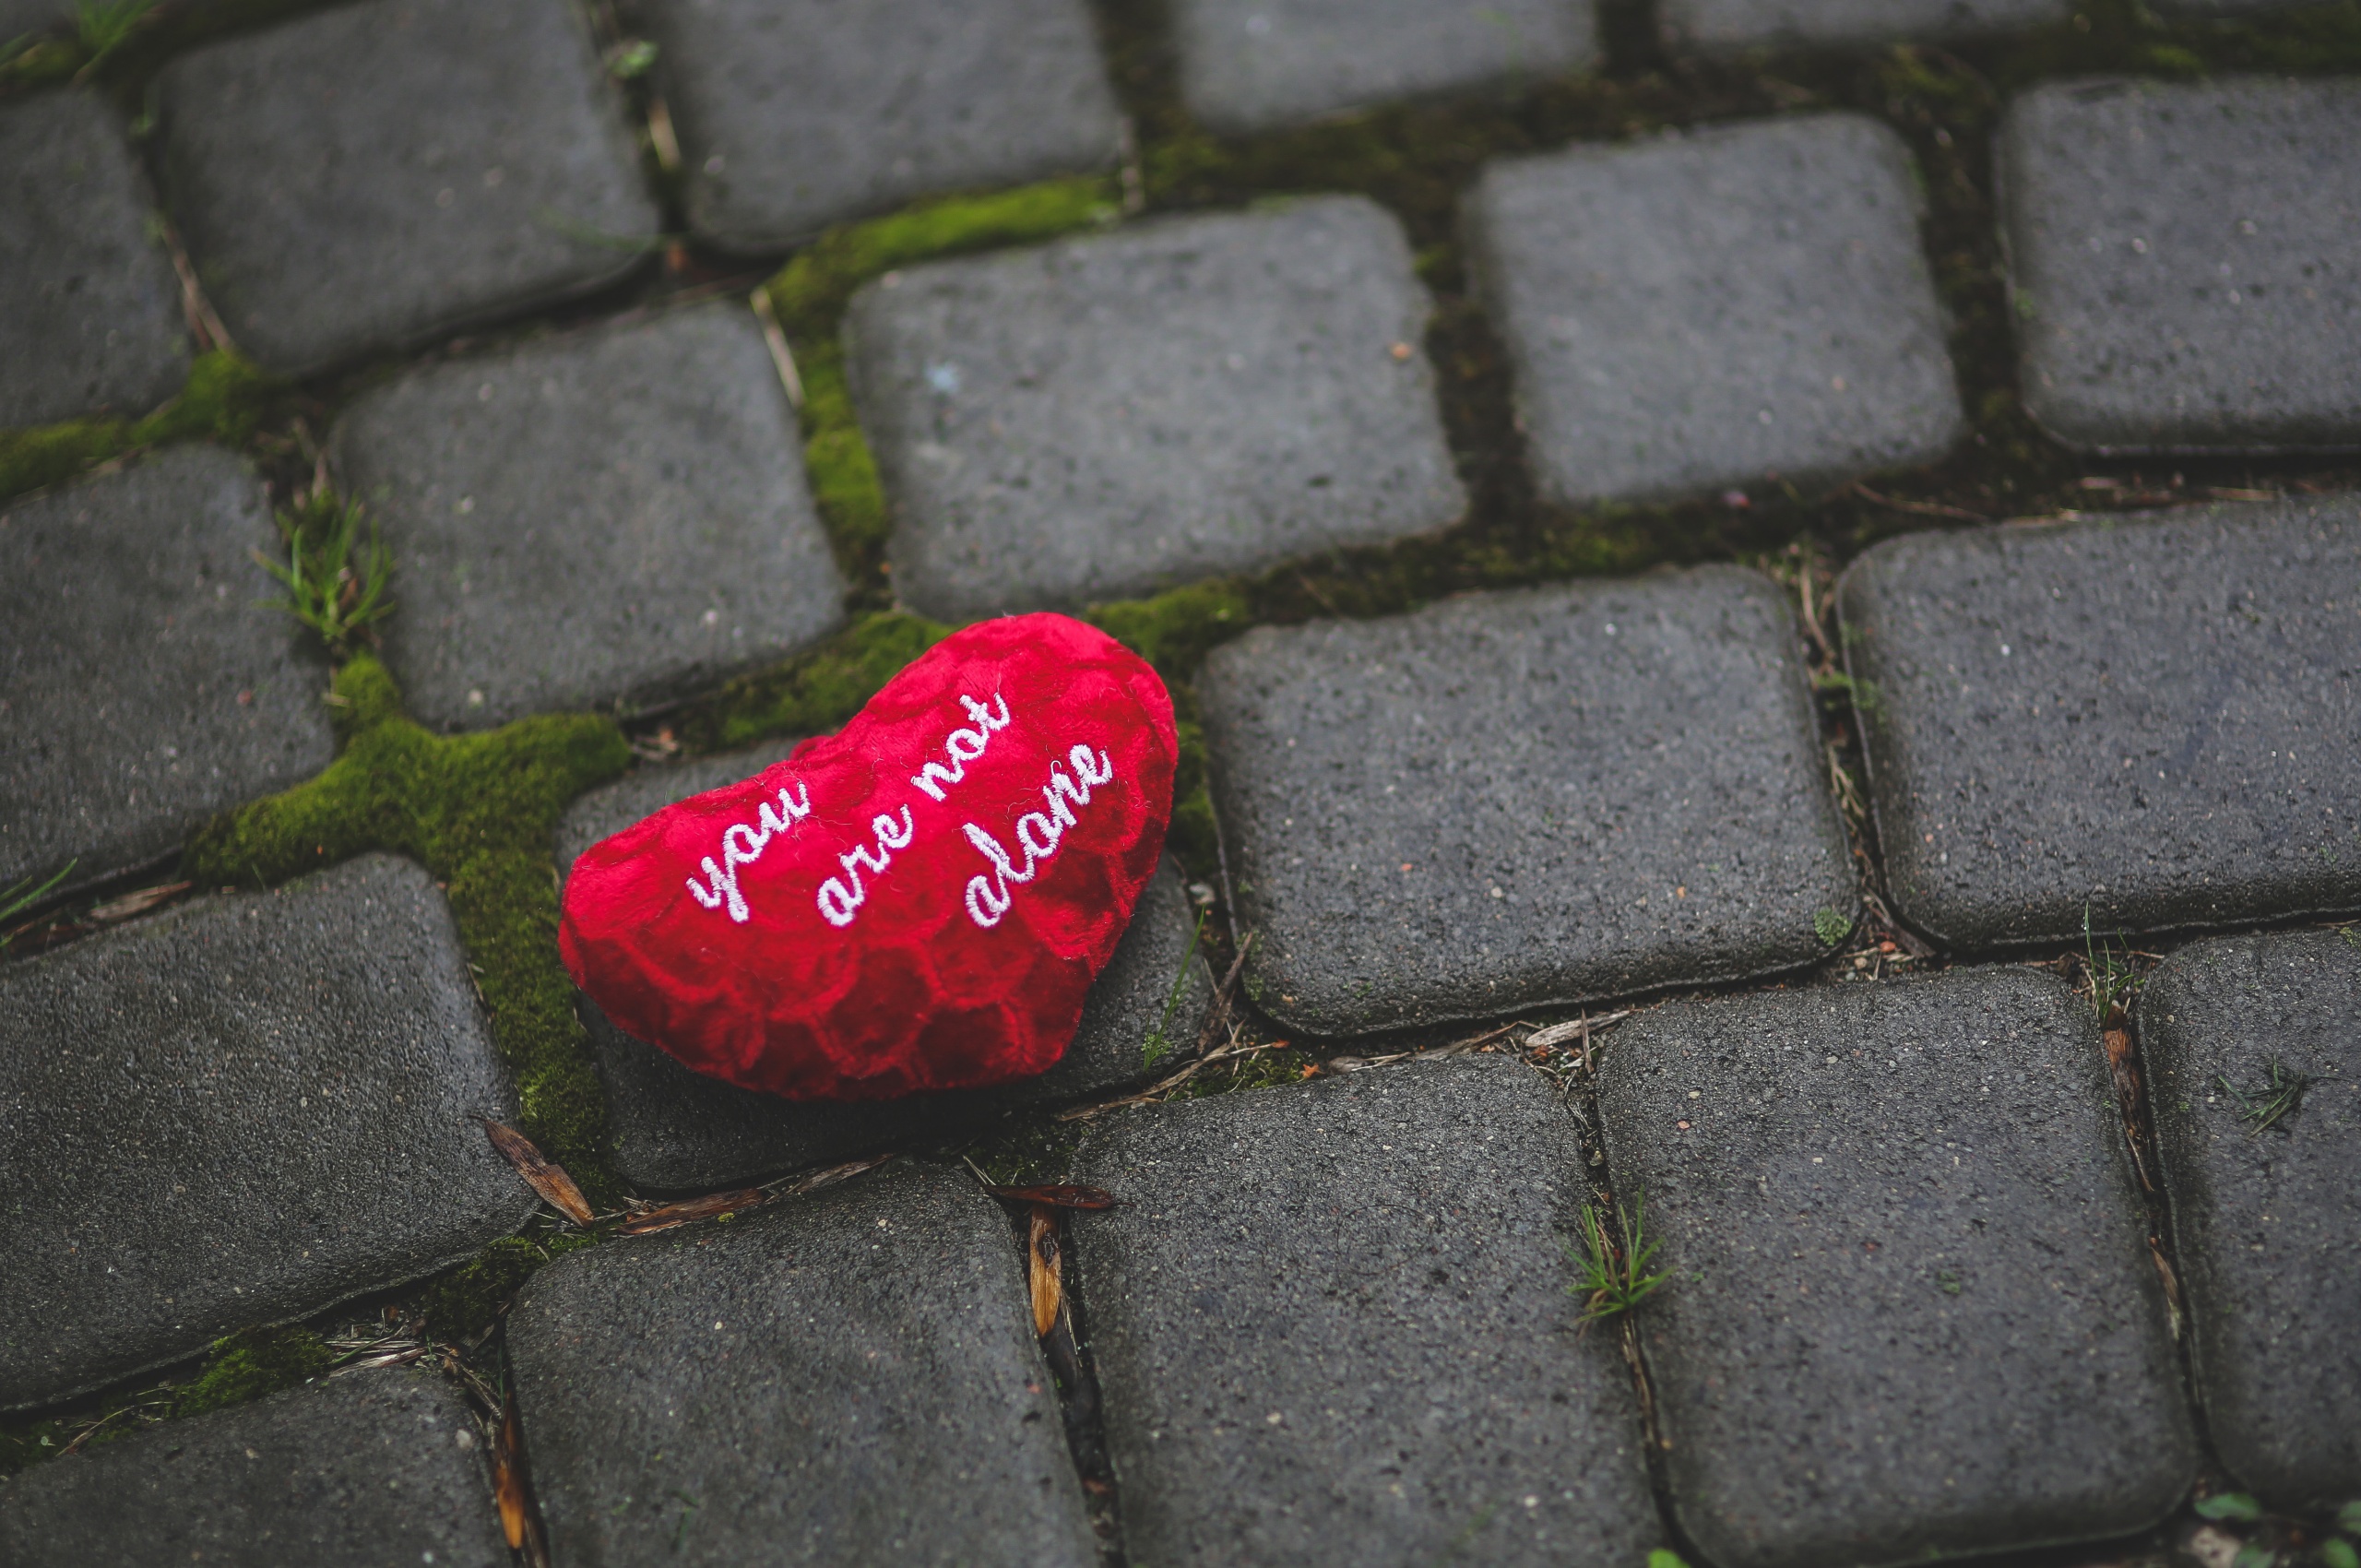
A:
561,614,1176,1100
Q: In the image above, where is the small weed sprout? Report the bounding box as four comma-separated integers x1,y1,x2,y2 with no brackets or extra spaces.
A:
1567,1193,1671,1324
256,492,393,660
0,860,75,948
2081,905,2137,1027
1142,907,1209,1069
2215,1058,2309,1138
1813,908,1854,948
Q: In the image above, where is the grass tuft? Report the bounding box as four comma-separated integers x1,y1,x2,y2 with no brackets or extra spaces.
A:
2215,1059,2308,1138
1567,1193,1671,1323
257,490,394,661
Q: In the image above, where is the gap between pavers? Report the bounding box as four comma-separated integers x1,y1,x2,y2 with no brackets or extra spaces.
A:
151,0,658,377
1999,77,2361,454
507,1159,1096,1568
0,1366,508,1568
0,89,189,430
847,196,1465,620
627,0,1122,253
0,445,334,896
1199,567,1857,1038
556,739,1213,1190
2139,929,2361,1512
0,854,537,1412
1463,112,1964,509
1837,496,2361,950
1596,967,2199,1568
1070,1054,1664,1568
331,301,846,733
1659,0,2071,53
1169,0,1596,137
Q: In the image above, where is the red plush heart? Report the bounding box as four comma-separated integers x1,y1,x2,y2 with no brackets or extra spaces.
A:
559,614,1177,1101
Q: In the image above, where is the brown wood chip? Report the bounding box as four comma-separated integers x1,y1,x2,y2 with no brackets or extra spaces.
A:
478,1119,594,1226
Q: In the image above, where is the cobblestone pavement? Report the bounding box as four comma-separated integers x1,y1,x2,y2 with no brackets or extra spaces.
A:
2,2,2357,1566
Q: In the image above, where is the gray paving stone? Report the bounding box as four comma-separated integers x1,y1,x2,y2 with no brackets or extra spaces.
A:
508,1159,1093,1568
1999,77,2361,453
1465,113,1964,508
559,742,1213,1186
0,90,189,429
2139,930,2361,1511
332,303,845,731
0,445,334,894
1170,0,1596,137
1199,569,1855,1038
629,0,1122,254
1597,968,2199,1568
152,0,658,377
0,1366,505,1568
1071,1055,1663,1568
848,196,1465,619
1660,0,2070,52
0,854,536,1411
1836,498,2361,950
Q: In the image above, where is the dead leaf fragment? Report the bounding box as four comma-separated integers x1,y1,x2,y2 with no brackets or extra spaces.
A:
616,1189,765,1236
479,1119,594,1226
1028,1206,1062,1338
983,1183,1115,1211
85,882,194,925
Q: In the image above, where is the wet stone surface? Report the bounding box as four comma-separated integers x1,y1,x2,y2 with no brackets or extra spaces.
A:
0,89,189,429
1169,0,1596,137
508,1159,1094,1568
633,0,1121,253
332,302,845,732
1660,0,2071,52
0,854,535,1411
0,1366,507,1568
848,196,1465,619
0,445,333,894
1999,77,2361,453
2139,929,2361,1511
1465,113,1962,508
1837,498,2361,949
1200,568,1855,1038
152,0,658,376
560,742,1212,1187
1072,1055,1664,1568
1597,968,2199,1568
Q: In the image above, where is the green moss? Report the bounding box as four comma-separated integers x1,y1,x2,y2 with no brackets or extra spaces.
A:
670,611,948,754
412,1231,599,1341
180,655,633,1202
0,351,282,505
172,1325,333,1419
764,177,1120,340
795,340,890,580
